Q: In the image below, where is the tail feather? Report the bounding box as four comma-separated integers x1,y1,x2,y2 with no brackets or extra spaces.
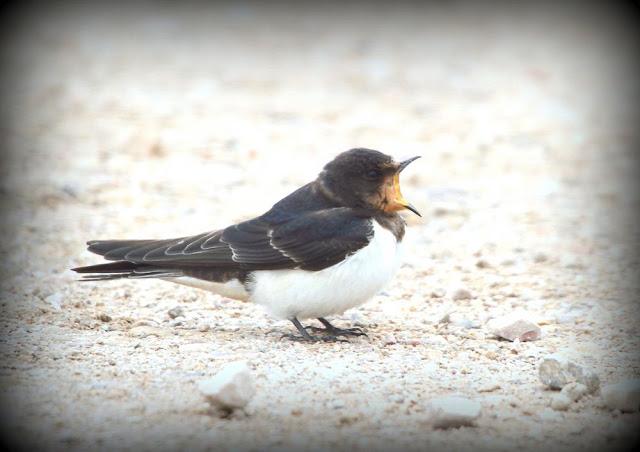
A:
72,261,139,274
87,239,161,260
72,261,183,281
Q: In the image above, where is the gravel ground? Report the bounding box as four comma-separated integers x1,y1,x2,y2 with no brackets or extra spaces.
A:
1,2,639,451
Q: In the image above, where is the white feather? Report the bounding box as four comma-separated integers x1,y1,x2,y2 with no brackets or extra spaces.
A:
163,276,250,301
248,221,402,319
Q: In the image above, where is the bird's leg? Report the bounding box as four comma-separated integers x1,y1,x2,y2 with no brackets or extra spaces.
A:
305,317,367,338
281,318,317,342
281,318,349,343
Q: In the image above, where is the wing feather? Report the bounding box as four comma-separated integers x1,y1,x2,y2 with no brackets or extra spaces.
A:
86,208,373,272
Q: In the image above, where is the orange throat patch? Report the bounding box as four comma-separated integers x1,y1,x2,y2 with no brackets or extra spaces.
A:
382,173,410,213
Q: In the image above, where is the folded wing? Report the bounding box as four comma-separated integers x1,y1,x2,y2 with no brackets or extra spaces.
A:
76,207,373,277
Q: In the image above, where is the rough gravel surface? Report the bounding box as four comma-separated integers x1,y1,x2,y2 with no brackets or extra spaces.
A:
1,3,639,452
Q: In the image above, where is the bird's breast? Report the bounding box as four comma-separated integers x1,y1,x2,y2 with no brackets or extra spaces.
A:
247,220,403,319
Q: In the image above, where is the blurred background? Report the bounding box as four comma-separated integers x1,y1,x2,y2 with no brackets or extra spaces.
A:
1,2,638,242
0,1,639,450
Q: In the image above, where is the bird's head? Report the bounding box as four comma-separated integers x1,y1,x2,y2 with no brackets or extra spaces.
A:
318,148,421,216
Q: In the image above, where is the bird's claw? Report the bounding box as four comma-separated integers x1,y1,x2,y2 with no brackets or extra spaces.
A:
304,325,367,338
280,333,349,343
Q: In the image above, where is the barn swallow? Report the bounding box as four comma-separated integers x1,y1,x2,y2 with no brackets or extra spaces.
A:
73,148,420,341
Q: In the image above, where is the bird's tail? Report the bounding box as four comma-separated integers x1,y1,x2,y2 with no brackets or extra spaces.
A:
71,261,183,281
72,239,182,281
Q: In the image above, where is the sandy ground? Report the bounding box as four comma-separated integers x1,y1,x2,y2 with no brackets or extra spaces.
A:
1,2,639,451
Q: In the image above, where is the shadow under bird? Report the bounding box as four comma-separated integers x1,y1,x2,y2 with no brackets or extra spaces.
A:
73,148,421,341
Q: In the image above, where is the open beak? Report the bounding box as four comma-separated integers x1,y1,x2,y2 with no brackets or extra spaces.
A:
386,156,421,217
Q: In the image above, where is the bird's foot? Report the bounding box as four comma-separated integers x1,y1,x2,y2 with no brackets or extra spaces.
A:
280,332,316,342
304,325,367,338
279,333,349,343
282,317,354,343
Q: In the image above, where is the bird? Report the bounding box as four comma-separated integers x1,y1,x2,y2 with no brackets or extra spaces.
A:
72,148,421,341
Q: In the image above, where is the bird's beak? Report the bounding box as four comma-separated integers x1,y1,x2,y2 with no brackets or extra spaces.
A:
398,155,421,173
384,156,421,217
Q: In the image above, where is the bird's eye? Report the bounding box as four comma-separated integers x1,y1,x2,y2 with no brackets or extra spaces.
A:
365,169,382,180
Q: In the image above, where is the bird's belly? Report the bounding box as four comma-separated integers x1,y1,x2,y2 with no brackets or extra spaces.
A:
248,223,402,319
163,277,250,301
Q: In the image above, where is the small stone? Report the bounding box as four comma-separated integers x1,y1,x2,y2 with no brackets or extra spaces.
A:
449,313,478,329
533,252,548,263
509,338,522,353
168,306,184,319
45,293,63,310
97,313,112,322
539,358,571,389
487,314,541,342
428,396,481,429
198,361,255,412
602,379,640,412
550,393,571,411
382,334,397,345
476,259,491,269
538,355,600,393
484,351,498,360
561,382,588,402
430,289,446,298
451,288,472,301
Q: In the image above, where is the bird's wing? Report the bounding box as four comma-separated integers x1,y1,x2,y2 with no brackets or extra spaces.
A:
86,208,374,272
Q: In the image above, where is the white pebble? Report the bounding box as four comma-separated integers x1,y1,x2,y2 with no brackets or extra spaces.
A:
428,395,481,429
45,292,63,310
533,252,548,263
168,306,184,319
198,361,255,411
561,382,588,402
382,334,397,345
449,312,479,329
451,288,472,301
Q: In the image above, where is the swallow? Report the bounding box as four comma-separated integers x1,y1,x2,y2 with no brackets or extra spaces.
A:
72,148,420,341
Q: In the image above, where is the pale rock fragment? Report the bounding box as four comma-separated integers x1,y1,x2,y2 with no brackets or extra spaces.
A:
45,293,63,310
428,396,481,429
451,288,472,301
538,355,599,393
168,306,184,319
198,361,255,412
487,313,541,342
561,382,588,402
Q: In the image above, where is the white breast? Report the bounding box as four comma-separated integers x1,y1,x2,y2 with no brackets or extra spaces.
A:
247,221,402,320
